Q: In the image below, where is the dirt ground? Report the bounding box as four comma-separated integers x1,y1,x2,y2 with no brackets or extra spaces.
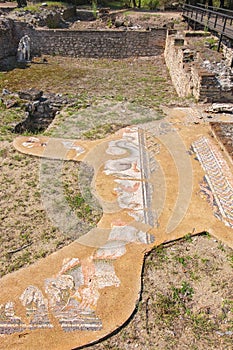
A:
0,9,232,350
71,10,184,31
88,234,233,350
0,54,179,277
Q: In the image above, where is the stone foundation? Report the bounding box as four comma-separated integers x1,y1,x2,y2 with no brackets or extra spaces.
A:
164,31,233,102
1,17,233,103
0,18,166,62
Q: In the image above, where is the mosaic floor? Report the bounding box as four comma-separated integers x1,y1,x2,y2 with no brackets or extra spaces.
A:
1,107,233,350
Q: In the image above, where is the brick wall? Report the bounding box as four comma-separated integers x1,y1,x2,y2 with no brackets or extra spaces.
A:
30,28,166,58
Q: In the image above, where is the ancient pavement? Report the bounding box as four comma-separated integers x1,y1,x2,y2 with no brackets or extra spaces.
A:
0,106,233,349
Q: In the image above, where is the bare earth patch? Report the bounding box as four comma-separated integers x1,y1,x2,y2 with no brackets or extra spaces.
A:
88,234,233,350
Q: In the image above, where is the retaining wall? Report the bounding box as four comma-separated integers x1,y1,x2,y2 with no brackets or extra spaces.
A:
31,28,166,58
0,18,166,61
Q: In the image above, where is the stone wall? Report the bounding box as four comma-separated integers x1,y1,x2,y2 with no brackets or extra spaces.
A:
222,41,233,67
0,19,166,64
164,34,194,98
0,18,33,61
165,31,233,103
191,67,220,102
0,18,18,60
30,28,166,58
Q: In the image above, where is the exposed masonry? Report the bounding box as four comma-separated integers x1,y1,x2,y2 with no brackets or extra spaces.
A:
164,31,233,102
1,17,233,102
0,18,166,60
29,28,166,58
0,19,30,60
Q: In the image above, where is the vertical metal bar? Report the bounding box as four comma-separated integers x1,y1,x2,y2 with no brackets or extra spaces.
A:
222,16,227,35
217,17,227,52
214,14,218,28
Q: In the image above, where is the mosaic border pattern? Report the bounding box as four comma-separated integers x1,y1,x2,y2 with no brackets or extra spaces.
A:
192,136,233,228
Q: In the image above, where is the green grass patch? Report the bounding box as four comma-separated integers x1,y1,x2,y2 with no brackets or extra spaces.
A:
14,1,69,13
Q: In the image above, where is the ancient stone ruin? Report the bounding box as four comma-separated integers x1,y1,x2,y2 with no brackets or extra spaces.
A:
17,34,31,62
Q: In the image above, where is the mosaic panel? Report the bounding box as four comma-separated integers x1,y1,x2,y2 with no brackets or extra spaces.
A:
104,127,159,227
0,302,27,335
192,136,233,228
20,286,53,330
1,125,159,341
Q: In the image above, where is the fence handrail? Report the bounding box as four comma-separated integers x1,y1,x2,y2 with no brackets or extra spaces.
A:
182,4,233,49
183,4,233,21
196,3,233,16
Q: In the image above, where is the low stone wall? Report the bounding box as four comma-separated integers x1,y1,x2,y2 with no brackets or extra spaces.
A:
164,34,194,98
191,66,220,102
165,31,233,102
0,19,166,64
31,28,166,58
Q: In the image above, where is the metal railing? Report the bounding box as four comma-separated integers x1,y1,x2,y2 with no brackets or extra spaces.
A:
182,4,233,49
196,3,233,17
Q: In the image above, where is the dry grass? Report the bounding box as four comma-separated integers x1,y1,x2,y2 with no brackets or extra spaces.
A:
88,234,233,350
0,48,232,350
0,54,179,277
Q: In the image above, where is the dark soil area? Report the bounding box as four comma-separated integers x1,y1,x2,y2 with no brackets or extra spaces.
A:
211,122,233,161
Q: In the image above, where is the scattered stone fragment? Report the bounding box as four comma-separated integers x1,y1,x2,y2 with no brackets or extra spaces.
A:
206,103,233,113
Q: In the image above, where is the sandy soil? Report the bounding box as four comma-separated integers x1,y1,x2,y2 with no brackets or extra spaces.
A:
89,234,233,350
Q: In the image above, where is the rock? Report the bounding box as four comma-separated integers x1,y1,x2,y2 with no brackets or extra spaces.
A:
206,103,233,113
13,91,79,133
5,99,18,108
18,89,43,101
115,20,124,28
201,60,233,92
2,88,10,95
76,10,95,22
